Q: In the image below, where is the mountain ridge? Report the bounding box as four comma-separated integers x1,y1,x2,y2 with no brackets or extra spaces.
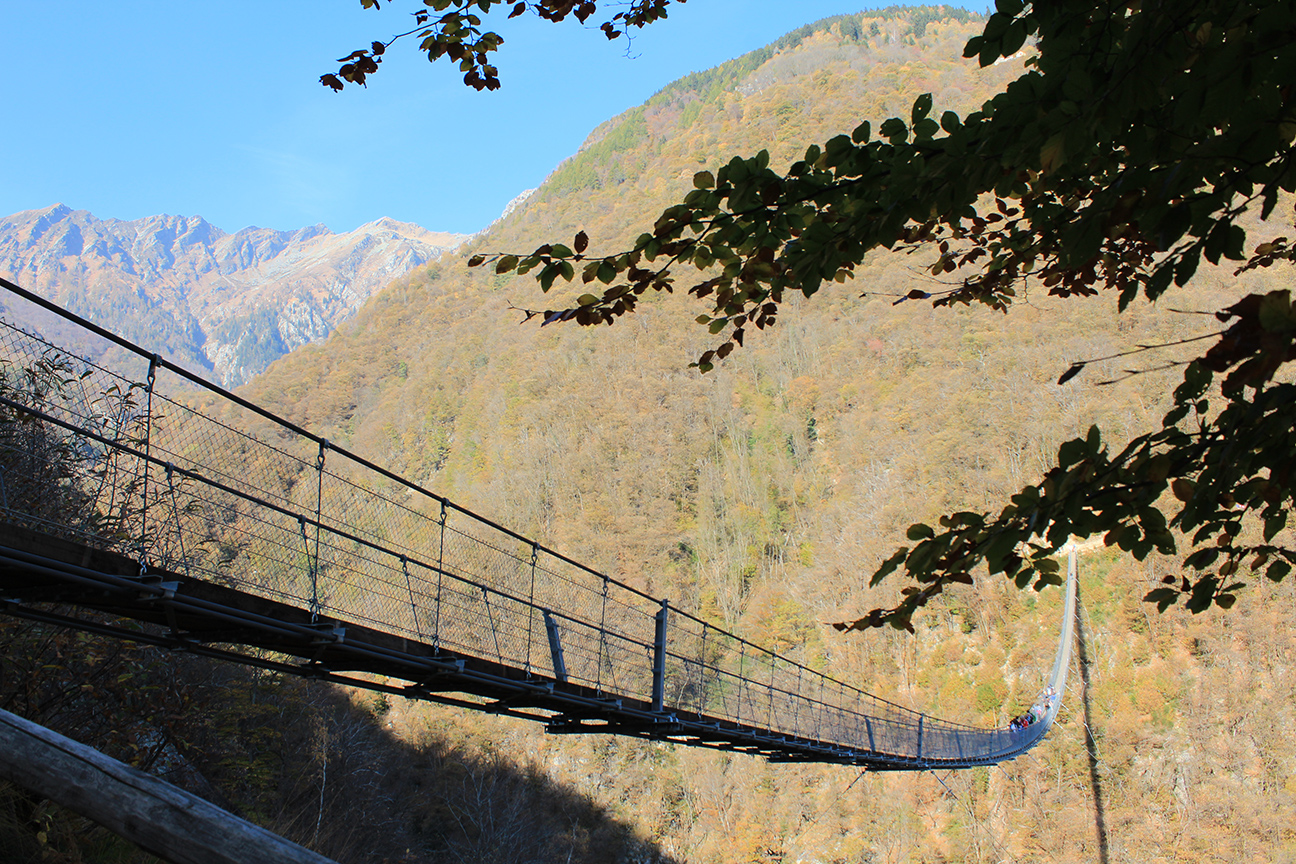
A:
0,204,467,386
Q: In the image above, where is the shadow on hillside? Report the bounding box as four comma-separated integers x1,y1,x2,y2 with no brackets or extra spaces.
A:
1073,584,1110,864
0,612,679,864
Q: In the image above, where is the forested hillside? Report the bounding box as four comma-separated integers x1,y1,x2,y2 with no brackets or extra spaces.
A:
8,7,1296,863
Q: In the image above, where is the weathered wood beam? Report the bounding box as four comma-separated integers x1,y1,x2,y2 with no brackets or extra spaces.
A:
0,708,336,864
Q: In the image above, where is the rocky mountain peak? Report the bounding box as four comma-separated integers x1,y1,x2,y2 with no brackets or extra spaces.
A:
0,205,469,386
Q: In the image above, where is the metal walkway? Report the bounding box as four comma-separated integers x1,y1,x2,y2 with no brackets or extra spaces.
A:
0,277,1074,771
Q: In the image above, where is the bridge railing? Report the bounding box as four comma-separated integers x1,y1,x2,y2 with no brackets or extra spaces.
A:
0,280,1042,765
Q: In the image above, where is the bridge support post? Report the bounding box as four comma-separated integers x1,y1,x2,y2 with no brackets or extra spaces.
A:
543,610,568,684
652,600,669,714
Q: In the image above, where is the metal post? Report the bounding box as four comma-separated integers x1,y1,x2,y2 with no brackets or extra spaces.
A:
767,656,776,730
402,556,422,638
814,674,823,742
482,586,504,663
543,610,568,684
865,716,875,752
697,624,708,716
736,643,746,724
597,576,609,693
164,464,190,579
138,355,158,573
652,600,669,714
526,542,538,674
298,517,316,622
793,665,803,737
434,499,446,651
916,714,924,761
311,440,326,622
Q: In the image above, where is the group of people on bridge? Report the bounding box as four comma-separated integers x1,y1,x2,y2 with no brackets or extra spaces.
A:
1008,685,1057,732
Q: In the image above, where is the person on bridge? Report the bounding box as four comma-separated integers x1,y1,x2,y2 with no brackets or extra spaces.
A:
1009,685,1058,731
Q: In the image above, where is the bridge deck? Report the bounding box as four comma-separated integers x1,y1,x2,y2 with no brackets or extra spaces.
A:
0,523,955,769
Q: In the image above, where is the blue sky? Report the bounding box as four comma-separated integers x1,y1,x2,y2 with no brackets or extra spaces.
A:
3,2,959,235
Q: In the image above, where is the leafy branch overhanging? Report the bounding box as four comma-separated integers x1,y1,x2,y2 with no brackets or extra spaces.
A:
338,0,1296,628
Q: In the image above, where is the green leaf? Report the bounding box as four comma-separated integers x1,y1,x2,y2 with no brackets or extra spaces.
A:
1057,437,1085,468
1266,560,1292,582
1186,575,1218,613
911,93,933,125
694,171,715,189
1001,20,1028,55
1258,290,1296,332
577,294,599,306
880,117,908,143
1144,587,1179,612
1174,246,1201,286
913,118,940,141
1040,133,1066,174
824,134,854,166
1264,511,1288,542
978,36,1000,66
870,548,909,586
538,263,560,292
906,522,935,541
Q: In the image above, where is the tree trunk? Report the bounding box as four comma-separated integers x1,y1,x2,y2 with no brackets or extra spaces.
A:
0,707,337,864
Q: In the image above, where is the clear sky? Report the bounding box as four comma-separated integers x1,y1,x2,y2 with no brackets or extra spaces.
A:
3,2,970,235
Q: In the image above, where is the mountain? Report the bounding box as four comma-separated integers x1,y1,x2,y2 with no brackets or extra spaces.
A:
0,205,466,386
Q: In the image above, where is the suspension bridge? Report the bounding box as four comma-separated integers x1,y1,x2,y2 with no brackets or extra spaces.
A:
0,277,1074,772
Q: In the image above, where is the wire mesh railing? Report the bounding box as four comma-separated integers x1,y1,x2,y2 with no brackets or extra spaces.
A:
0,277,1062,766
